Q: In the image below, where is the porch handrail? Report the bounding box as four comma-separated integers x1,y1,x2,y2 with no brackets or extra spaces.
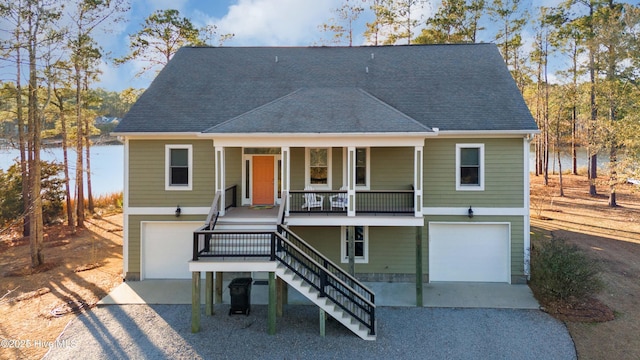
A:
205,191,221,229
277,225,375,303
273,232,375,335
277,190,287,226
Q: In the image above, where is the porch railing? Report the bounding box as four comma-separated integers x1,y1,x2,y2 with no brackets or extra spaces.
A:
225,185,237,210
288,189,414,214
192,193,376,336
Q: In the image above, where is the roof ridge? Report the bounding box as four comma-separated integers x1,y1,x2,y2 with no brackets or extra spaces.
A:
355,88,432,132
202,88,304,133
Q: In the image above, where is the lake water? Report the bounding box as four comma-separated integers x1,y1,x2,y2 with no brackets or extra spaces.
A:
0,144,123,196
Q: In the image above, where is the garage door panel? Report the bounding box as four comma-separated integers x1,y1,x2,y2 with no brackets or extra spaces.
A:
429,223,510,283
142,222,199,279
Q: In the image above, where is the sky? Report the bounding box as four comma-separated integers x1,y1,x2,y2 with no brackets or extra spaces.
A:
11,0,631,92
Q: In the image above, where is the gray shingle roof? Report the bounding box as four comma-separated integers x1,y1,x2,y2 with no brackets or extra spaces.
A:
114,44,537,134
205,87,431,133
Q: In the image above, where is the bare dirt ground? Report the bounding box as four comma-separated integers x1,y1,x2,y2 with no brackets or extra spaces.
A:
1,174,638,359
531,173,640,360
0,215,123,360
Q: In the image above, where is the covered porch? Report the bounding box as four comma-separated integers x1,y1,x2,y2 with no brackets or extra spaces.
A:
209,135,428,222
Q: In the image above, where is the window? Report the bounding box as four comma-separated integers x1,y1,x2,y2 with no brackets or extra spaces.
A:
165,145,192,190
341,226,368,263
306,148,331,188
356,148,368,187
456,144,484,191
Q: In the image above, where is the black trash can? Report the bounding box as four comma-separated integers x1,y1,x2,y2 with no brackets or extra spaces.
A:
228,277,252,315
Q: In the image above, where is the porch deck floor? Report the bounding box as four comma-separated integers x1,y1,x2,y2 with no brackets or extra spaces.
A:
220,206,414,221
98,280,539,310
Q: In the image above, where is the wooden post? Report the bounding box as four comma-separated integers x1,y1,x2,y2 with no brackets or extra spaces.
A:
215,272,223,303
205,272,214,316
348,226,355,276
191,272,201,333
319,308,326,337
268,272,277,335
276,277,284,317
416,226,423,307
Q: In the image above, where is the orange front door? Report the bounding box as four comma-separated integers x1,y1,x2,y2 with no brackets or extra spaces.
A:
252,156,274,205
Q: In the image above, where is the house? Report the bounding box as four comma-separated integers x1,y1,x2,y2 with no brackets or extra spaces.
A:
112,44,538,339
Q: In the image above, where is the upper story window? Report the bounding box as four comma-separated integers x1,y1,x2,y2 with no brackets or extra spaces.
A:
306,148,331,188
356,148,369,188
166,144,193,191
340,226,369,264
456,144,484,191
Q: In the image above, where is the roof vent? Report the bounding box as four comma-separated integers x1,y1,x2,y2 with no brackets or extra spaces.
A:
371,53,374,60
366,66,369,74
275,56,278,63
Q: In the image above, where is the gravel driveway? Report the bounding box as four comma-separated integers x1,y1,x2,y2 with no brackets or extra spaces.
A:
44,304,576,360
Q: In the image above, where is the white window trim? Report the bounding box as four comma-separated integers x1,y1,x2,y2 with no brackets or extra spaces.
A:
455,143,484,191
165,144,193,191
344,147,370,190
340,226,369,264
241,153,282,206
305,147,332,190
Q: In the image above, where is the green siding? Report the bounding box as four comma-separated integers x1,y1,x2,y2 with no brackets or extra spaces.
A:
424,138,524,207
127,214,203,274
129,140,215,207
290,226,424,275
371,147,413,190
225,147,242,205
332,147,343,188
290,148,305,190
424,215,525,277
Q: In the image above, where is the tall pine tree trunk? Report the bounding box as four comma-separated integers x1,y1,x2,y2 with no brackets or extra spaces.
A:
75,62,85,227
55,89,75,231
28,10,44,267
14,39,30,237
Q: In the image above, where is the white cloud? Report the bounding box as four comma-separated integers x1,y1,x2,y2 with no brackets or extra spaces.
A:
208,0,343,46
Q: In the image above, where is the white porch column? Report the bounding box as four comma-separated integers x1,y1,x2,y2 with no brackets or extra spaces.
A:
281,146,290,216
414,146,423,217
347,146,356,216
215,146,226,216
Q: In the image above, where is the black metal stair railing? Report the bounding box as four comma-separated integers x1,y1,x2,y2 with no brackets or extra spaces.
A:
192,192,376,336
273,230,376,336
276,225,375,305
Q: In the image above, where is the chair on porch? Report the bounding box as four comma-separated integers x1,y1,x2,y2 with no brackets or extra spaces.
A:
302,185,324,211
330,186,348,211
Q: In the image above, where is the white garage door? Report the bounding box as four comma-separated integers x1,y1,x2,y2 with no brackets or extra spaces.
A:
429,223,510,283
142,222,200,279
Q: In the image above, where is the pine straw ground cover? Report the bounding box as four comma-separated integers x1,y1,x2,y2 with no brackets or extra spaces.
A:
531,174,640,360
0,215,123,360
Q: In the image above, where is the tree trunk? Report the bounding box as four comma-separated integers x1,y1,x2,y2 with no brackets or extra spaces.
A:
55,89,75,231
86,122,94,213
14,40,30,237
558,150,564,197
28,10,44,267
608,146,617,207
587,3,597,196
75,63,85,227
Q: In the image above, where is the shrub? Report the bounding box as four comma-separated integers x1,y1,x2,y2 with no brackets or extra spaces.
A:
531,238,603,303
0,160,65,226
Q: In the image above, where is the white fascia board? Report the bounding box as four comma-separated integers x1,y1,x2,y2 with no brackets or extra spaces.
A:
189,260,277,273
207,133,432,147
286,216,423,227
423,207,528,216
435,130,540,138
127,207,210,216
111,132,202,140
